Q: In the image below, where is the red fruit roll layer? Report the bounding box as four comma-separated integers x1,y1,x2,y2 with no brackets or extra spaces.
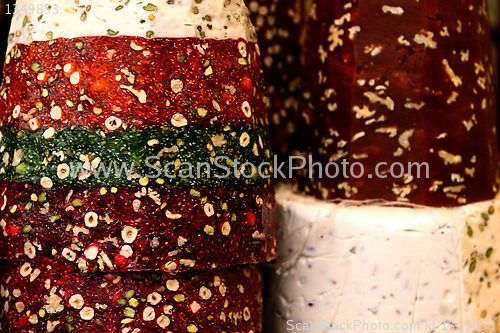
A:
0,181,276,273
248,0,303,159
0,260,263,332
0,36,266,132
291,0,499,206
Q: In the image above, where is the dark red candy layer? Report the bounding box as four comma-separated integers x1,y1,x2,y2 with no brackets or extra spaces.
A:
0,36,266,131
292,0,499,206
249,0,303,160
0,181,276,273
0,261,263,332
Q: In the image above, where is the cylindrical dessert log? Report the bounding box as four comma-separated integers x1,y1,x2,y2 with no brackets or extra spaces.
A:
0,181,276,273
0,0,277,271
1,37,267,130
0,261,263,332
267,186,500,332
248,0,303,158
0,123,272,188
292,0,499,206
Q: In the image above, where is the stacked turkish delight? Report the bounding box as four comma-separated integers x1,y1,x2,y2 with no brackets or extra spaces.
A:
0,1,276,332
265,0,500,331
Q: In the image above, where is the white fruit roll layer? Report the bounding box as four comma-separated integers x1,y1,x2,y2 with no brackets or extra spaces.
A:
268,186,500,333
7,0,256,54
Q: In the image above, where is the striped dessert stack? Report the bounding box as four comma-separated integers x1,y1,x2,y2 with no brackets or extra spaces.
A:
0,1,276,332
259,0,500,331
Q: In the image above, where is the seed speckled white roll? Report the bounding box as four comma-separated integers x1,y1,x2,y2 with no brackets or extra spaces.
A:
7,0,257,54
268,186,500,332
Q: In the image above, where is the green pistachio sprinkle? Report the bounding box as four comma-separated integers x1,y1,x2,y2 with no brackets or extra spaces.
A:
22,225,32,233
80,12,87,22
486,247,493,258
178,55,186,63
117,298,127,305
146,31,154,38
125,290,135,299
469,260,477,273
72,198,83,207
75,42,83,50
143,3,158,11
31,63,40,72
481,213,489,221
38,192,47,202
49,215,60,223
46,32,53,39
115,5,124,11
467,226,473,237
489,206,495,215
107,29,119,36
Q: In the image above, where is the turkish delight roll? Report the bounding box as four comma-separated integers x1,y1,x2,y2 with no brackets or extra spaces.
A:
267,186,500,333
0,261,263,332
248,0,303,159
0,181,275,273
0,0,277,270
292,0,499,206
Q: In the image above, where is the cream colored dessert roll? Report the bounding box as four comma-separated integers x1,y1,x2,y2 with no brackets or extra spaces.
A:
268,186,500,333
7,0,256,54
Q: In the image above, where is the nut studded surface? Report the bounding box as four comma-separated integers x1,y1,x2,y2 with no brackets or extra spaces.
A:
248,0,303,158
0,37,266,131
0,181,276,273
0,123,272,188
292,0,499,206
0,261,263,332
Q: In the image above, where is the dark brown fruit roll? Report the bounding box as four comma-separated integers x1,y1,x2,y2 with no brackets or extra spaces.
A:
0,260,263,332
248,0,303,162
291,0,499,206
0,181,276,273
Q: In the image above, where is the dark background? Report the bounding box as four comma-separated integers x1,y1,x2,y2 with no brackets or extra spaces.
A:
0,0,14,66
0,0,499,118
